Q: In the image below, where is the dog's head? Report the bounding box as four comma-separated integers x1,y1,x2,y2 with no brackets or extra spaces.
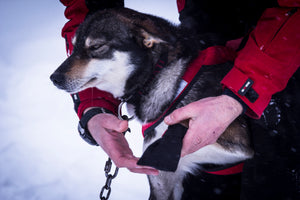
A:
50,8,178,98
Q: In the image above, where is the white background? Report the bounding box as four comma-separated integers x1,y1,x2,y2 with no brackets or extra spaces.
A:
0,0,179,200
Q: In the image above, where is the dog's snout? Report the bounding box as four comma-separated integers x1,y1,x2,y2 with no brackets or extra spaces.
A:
50,72,66,86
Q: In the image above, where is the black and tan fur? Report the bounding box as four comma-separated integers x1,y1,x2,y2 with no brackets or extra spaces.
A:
50,8,255,200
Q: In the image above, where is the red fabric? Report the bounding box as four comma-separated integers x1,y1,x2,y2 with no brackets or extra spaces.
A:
183,46,236,83
75,88,121,118
176,0,186,12
278,0,300,7
222,6,300,118
205,163,244,175
60,0,89,55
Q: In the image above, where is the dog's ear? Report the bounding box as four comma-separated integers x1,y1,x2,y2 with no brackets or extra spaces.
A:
140,29,164,48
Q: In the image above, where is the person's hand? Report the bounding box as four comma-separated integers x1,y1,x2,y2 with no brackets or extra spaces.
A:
164,95,243,157
88,113,159,175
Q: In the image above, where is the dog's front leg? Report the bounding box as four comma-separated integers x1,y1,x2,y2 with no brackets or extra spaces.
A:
148,170,185,200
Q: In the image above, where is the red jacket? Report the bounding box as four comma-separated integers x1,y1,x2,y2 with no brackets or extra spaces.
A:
60,0,300,119
221,1,300,118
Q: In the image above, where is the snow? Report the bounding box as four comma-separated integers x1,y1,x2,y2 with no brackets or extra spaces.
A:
0,0,178,199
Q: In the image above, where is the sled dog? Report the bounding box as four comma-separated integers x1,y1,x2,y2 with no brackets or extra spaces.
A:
51,8,255,200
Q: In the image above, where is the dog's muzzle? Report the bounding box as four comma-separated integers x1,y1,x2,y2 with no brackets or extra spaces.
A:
50,72,67,89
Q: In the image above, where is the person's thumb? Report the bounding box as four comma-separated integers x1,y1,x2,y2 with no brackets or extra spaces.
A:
117,119,129,133
100,114,129,133
164,105,192,126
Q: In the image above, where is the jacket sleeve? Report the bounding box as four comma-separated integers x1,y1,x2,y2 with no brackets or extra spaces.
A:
60,0,123,118
221,1,300,119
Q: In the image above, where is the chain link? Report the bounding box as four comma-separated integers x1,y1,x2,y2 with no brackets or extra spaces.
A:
99,158,119,200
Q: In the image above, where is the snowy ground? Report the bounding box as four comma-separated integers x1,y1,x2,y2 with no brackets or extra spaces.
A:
0,1,178,200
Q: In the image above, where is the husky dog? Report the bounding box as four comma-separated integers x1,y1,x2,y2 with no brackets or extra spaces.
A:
51,8,255,199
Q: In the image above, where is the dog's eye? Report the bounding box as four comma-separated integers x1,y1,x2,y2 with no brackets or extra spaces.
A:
88,44,109,58
85,38,107,52
90,44,102,50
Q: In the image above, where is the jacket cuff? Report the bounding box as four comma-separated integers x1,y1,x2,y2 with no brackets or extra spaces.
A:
71,88,120,119
77,99,119,119
222,7,300,119
221,67,270,119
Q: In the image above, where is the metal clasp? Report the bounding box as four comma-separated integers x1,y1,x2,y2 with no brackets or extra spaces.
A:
118,101,134,121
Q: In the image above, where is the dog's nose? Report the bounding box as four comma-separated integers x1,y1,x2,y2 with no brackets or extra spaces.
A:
50,72,66,86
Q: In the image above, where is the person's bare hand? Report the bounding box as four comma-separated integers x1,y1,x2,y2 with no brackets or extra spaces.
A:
164,95,243,157
88,113,159,175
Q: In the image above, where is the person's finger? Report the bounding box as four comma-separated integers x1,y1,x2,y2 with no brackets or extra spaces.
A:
130,163,159,175
128,167,160,175
114,156,159,175
96,113,129,133
164,103,197,125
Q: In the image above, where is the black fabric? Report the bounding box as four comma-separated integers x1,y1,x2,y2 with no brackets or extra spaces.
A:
71,93,81,113
179,0,278,45
182,171,242,200
78,107,113,146
240,69,300,200
244,88,259,103
80,107,113,129
137,124,187,172
201,162,243,173
238,78,254,96
85,0,124,14
223,88,248,114
77,122,98,146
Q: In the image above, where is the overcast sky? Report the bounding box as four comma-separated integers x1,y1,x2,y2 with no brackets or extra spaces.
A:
0,1,179,200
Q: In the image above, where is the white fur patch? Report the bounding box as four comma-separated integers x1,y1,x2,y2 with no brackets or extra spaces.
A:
143,121,169,151
85,37,91,48
84,51,134,98
72,36,77,46
141,59,188,121
178,143,250,174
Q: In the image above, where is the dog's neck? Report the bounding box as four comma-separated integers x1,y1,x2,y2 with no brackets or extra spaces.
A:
134,58,190,123
121,51,169,102
126,30,202,123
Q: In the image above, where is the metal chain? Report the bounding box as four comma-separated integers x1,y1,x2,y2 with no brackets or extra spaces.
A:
99,158,119,200
99,127,130,200
99,102,133,200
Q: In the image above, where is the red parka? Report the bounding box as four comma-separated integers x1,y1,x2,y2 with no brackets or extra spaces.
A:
221,1,300,118
60,0,300,119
